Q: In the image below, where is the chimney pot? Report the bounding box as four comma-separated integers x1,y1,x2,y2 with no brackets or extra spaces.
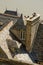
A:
32,12,36,17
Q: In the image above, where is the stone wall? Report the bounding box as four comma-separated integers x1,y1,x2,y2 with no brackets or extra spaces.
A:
31,20,40,51
10,28,26,44
26,22,31,52
25,16,40,52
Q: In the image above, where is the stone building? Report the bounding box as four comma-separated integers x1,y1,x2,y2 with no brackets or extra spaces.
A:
10,12,43,63
0,10,43,64
0,10,35,65
10,13,40,52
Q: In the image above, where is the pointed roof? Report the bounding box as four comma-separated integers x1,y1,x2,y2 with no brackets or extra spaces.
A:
12,14,26,30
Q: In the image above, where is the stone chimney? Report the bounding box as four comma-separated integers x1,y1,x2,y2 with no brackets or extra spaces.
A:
25,13,40,52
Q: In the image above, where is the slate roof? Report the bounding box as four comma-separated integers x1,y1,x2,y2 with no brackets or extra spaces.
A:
31,23,43,62
11,16,26,30
0,12,20,31
4,10,17,16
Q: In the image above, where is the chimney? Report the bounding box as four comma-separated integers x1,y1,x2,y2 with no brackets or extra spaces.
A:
32,12,36,17
20,14,23,19
25,13,40,52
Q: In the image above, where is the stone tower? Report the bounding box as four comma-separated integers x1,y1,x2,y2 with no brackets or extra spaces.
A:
25,13,40,52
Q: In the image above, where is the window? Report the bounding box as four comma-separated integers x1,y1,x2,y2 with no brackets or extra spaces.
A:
20,31,25,40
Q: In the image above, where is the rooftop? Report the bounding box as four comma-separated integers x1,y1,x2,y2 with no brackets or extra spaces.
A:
0,17,11,31
4,10,18,16
0,12,20,31
0,13,20,18
10,14,26,30
31,23,43,62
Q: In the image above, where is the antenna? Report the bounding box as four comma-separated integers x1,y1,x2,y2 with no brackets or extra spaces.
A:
16,8,18,12
16,8,19,16
16,8,18,16
4,0,7,11
6,7,7,11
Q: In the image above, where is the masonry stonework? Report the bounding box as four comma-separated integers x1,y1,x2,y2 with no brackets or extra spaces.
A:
25,13,40,52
